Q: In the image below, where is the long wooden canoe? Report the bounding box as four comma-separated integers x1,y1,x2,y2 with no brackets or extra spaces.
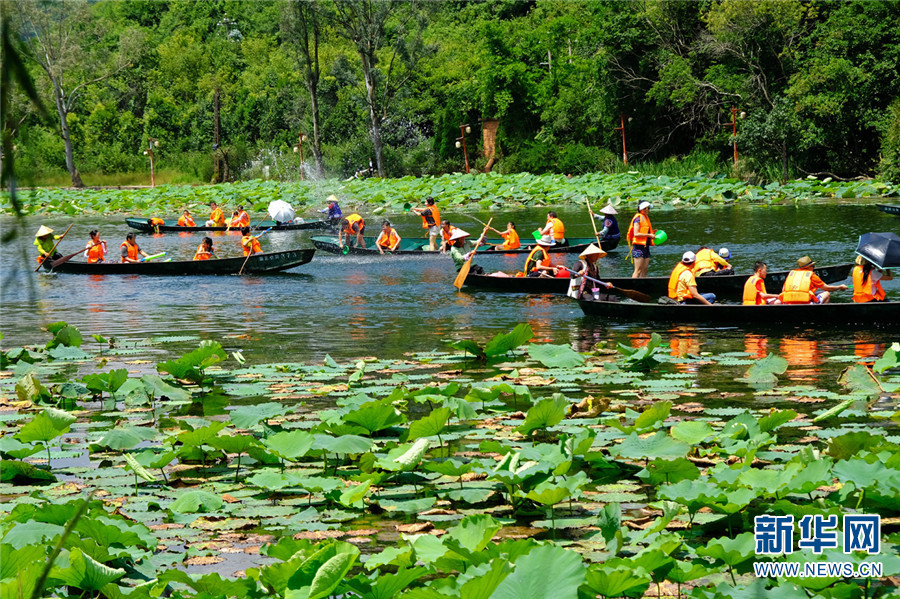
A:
126,217,336,233
577,297,900,328
310,235,619,255
42,249,315,275
463,262,855,300
876,204,900,216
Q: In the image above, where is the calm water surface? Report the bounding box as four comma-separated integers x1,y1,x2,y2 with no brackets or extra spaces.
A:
1,202,897,373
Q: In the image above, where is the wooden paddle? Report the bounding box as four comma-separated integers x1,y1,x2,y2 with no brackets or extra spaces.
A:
585,197,602,246
454,218,492,290
49,241,101,270
238,228,272,275
34,224,73,272
560,267,652,303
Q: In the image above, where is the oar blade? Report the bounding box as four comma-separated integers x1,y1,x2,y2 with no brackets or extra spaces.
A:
613,286,652,303
453,261,471,290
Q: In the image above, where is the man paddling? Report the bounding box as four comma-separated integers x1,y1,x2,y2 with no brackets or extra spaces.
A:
448,229,484,274
780,255,849,304
121,233,151,263
319,195,343,223
593,205,620,242
34,226,63,264
668,251,714,305
411,196,441,251
241,226,262,257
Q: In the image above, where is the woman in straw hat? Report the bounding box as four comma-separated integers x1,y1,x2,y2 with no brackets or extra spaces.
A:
568,244,613,299
448,228,484,274
594,205,620,242
34,225,63,264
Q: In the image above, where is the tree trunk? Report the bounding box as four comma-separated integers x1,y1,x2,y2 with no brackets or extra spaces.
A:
360,52,385,177
781,140,789,182
308,86,325,179
53,82,83,187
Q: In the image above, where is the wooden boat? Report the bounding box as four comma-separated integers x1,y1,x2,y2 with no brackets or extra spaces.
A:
876,204,900,216
42,249,315,275
578,296,900,328
463,262,856,300
310,235,619,255
125,217,336,233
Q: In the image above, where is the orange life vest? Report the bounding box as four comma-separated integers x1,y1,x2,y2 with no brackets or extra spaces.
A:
441,226,458,243
524,246,551,274
194,244,214,261
210,208,225,226
242,235,261,257
344,214,364,234
236,211,250,226
743,274,767,305
86,241,105,264
149,218,165,226
377,228,400,250
178,215,196,227
121,241,140,263
626,212,654,246
548,217,565,240
500,229,521,250
694,248,728,274
852,265,886,303
420,206,440,229
780,270,815,304
668,263,694,301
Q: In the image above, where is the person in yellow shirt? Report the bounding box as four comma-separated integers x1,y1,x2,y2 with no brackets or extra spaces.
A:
33,226,63,264
667,252,714,304
206,202,225,227
694,246,733,276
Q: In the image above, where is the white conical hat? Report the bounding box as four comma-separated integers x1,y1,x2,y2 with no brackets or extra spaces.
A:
448,228,470,241
327,194,340,204
579,244,607,259
599,205,617,215
35,225,54,237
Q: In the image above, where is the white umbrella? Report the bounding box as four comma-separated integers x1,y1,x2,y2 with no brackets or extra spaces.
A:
268,200,295,223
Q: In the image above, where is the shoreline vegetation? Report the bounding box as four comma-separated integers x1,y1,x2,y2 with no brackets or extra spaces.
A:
1,323,898,597
3,172,898,217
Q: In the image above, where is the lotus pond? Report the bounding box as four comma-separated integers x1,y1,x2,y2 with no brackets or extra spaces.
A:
1,319,899,599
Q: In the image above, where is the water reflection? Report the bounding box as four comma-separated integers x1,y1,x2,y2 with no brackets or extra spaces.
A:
744,334,769,360
781,337,823,381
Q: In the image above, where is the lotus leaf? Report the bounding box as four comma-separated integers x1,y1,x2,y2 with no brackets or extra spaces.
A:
584,563,651,598
52,548,125,592
376,496,436,514
617,333,665,371
123,452,155,482
285,541,360,599
377,438,430,472
637,457,701,485
633,401,671,431
744,353,788,385
95,425,158,451
490,544,585,599
248,470,302,492
484,323,534,357
670,420,714,444
343,400,406,434
338,480,372,508
168,490,225,513
46,322,83,348
425,458,473,478
0,459,56,482
610,432,689,461
758,409,797,433
15,372,50,403
696,532,755,567
230,402,293,429
825,432,884,460
157,570,257,598
407,407,450,441
345,567,429,599
516,394,569,436
313,434,374,454
16,407,77,444
527,343,585,368
157,340,226,383
0,436,42,459
873,343,899,373
81,369,128,395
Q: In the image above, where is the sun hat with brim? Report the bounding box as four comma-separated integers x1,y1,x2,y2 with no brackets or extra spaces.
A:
600,205,618,215
448,229,471,242
579,244,607,259
536,237,556,247
682,251,696,264
35,225,54,237
638,201,652,210
327,194,339,203
797,256,816,269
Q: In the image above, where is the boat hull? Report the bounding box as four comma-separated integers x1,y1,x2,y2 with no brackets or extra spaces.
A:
43,249,315,275
463,263,855,300
578,297,900,328
126,217,336,233
876,204,900,216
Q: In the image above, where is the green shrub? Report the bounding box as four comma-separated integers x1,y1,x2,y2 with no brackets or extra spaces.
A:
879,99,900,183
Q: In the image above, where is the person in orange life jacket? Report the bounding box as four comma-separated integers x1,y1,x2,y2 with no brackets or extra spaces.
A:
486,222,521,251
194,237,215,261
626,201,655,278
85,230,107,263
375,220,402,254
439,220,458,253
339,214,366,249
232,206,250,228
206,202,225,227
852,255,892,303
178,210,196,227
121,232,150,263
780,256,848,304
448,228,485,274
668,251,714,304
34,226,64,263
694,246,733,276
593,205,620,241
570,244,613,298
521,237,556,277
411,196,441,251
539,211,567,246
742,261,781,305
241,226,262,257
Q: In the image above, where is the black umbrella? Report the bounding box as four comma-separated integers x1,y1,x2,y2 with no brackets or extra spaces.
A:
856,232,900,268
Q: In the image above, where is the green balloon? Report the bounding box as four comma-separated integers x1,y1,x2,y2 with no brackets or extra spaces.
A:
654,230,668,245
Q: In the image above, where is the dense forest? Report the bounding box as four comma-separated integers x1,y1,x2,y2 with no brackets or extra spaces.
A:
5,0,900,186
